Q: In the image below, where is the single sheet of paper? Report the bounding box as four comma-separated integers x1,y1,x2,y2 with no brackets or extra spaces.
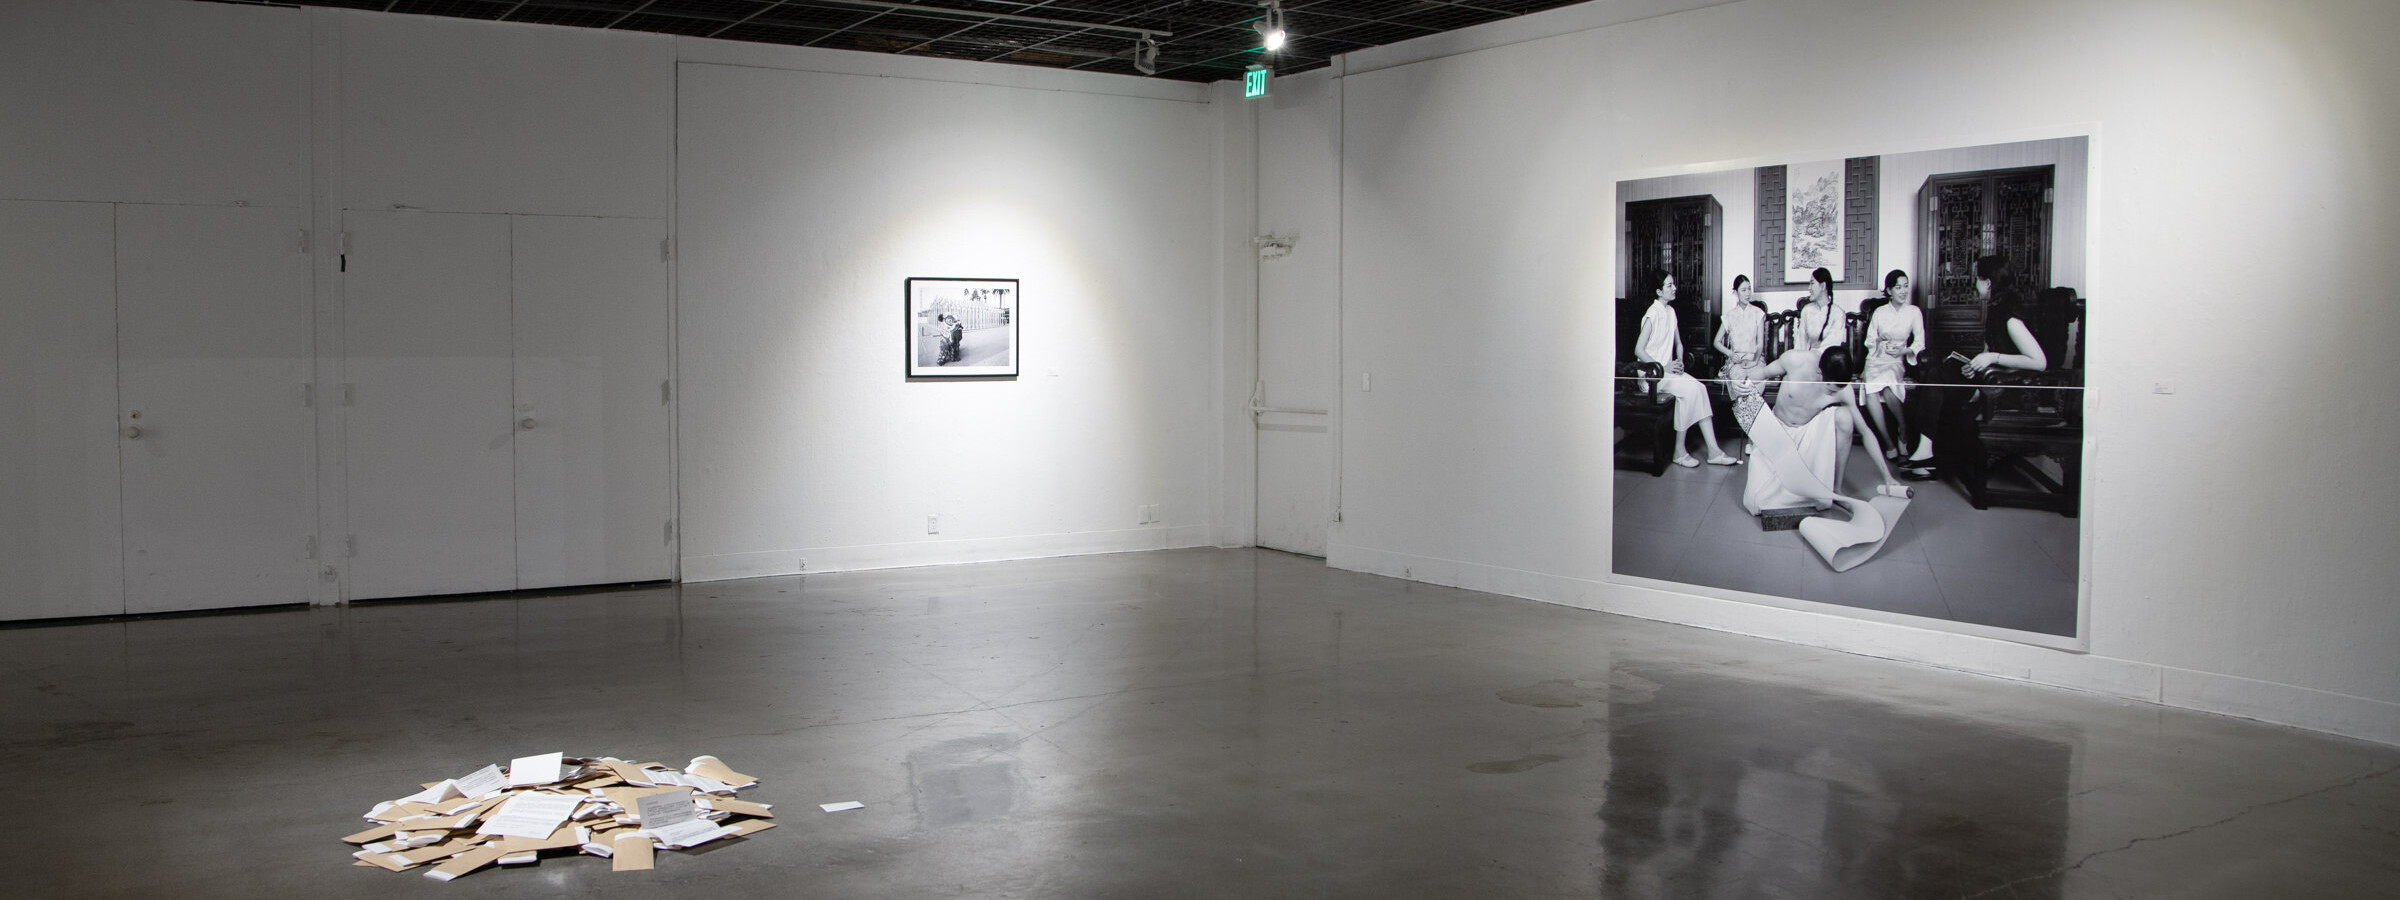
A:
699,797,773,818
453,763,507,798
819,801,865,813
645,818,737,849
507,752,566,788
424,844,508,882
343,821,406,844
600,759,657,786
478,792,580,839
353,848,416,873
686,755,757,788
603,785,683,811
398,781,462,805
634,790,698,830
372,801,439,822
611,833,655,872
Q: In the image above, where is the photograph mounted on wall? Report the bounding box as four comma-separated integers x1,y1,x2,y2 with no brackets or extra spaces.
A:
1609,135,2089,644
906,277,1019,378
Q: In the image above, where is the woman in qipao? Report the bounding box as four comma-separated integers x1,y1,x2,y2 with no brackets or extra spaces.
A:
1631,270,1737,468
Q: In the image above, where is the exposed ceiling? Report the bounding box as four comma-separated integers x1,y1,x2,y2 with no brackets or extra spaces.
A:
187,0,1592,83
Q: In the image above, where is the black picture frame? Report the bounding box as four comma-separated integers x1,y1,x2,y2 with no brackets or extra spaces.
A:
905,277,1019,379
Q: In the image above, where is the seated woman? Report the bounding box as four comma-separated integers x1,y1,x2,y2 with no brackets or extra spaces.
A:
1712,274,1770,447
1905,255,2050,478
1794,267,1843,352
1858,269,1924,461
1735,344,1913,571
1631,270,1737,467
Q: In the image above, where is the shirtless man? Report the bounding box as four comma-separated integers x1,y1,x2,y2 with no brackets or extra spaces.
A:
1736,344,1904,514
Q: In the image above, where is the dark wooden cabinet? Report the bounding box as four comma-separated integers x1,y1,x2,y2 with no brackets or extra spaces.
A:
1917,166,2053,355
1622,194,1722,365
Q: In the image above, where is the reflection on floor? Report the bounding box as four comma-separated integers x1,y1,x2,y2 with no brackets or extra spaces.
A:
9,550,2393,899
1614,437,2081,636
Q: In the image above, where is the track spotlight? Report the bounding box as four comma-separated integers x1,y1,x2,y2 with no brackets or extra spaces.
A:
1134,34,1159,75
1255,0,1286,53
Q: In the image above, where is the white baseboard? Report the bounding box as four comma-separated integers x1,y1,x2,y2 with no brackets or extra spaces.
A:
684,525,1213,583
1327,542,2400,748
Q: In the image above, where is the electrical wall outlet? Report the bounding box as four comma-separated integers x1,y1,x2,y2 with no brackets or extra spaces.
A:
927,514,940,534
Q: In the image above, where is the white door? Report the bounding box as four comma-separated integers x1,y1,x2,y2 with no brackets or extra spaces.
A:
342,210,518,600
116,204,317,613
510,215,673,589
1253,78,1343,557
0,201,124,620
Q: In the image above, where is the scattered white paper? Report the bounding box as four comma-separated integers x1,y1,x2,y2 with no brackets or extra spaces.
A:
644,818,738,849
397,781,461,805
507,752,566,788
478,792,580,839
819,801,865,813
452,763,507,798
634,790,698,830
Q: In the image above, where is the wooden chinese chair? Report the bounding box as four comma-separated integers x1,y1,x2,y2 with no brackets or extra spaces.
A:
1951,288,2087,516
1614,361,1677,476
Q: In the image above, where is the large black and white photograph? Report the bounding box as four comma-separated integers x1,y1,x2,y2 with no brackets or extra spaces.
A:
907,276,1019,378
1610,136,2089,641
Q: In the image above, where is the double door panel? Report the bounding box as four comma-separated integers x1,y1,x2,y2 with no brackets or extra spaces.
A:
0,202,315,619
343,211,670,601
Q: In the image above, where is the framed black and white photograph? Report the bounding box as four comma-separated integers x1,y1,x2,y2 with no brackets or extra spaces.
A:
906,276,1019,378
1610,135,2090,647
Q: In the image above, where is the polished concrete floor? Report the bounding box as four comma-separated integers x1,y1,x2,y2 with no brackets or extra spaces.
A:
5,548,2395,898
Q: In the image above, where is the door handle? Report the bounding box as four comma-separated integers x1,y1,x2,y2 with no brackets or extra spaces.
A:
520,417,538,431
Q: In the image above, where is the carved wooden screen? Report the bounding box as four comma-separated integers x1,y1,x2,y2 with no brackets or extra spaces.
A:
1918,165,2054,355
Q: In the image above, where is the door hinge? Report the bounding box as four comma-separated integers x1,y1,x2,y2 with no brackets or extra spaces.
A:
305,535,318,560
344,534,357,558
340,383,355,406
298,229,311,254
664,519,676,545
661,379,672,405
661,237,675,262
303,383,315,408
340,231,352,253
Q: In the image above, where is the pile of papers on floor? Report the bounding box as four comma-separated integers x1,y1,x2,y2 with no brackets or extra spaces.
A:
343,752,775,881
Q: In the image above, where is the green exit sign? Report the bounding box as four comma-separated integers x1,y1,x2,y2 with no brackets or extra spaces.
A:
1244,66,1271,99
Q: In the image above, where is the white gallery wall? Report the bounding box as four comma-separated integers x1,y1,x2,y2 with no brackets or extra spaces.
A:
672,47,1221,581
1286,0,2400,743
1,0,1223,616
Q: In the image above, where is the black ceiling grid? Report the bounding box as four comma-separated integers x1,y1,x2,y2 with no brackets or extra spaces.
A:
188,0,1595,83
